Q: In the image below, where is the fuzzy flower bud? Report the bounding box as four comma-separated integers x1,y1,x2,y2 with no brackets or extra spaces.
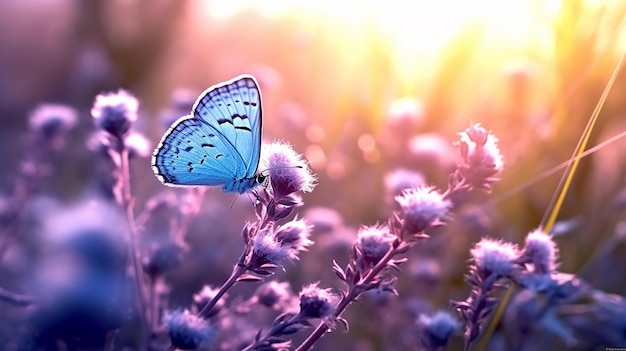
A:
250,229,290,267
165,309,216,350
417,311,460,351
518,229,559,274
261,141,316,199
275,219,313,251
254,281,293,310
457,123,503,191
28,104,78,145
395,186,451,234
356,225,395,265
471,238,520,277
91,89,139,138
298,283,338,319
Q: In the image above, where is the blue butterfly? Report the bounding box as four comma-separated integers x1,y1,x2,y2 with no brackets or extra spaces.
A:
152,75,265,194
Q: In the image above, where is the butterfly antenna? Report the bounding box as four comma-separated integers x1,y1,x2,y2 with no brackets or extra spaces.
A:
230,194,240,209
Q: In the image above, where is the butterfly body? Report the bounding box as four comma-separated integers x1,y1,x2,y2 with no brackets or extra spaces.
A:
152,75,263,194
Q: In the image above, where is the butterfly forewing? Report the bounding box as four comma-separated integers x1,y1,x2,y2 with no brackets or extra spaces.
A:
193,76,262,179
152,75,263,193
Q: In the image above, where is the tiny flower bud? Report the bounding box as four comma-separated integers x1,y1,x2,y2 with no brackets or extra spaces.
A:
91,89,139,138
417,311,460,351
457,124,503,191
165,309,216,350
518,229,559,274
254,281,293,310
275,219,313,251
298,283,338,319
395,186,451,234
471,238,520,277
28,104,78,146
356,225,395,265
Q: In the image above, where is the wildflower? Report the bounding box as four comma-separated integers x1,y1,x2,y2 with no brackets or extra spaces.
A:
165,309,216,350
304,206,344,236
261,141,316,199
274,218,313,251
384,168,426,197
395,186,451,234
471,238,520,277
193,285,225,318
254,281,293,310
91,89,139,138
356,225,395,265
143,243,186,278
298,283,338,320
250,228,291,267
457,123,503,191
28,104,78,145
517,229,559,274
417,311,460,351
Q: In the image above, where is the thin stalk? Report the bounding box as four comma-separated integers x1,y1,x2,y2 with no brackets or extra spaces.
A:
242,312,305,351
118,146,149,346
296,245,400,351
197,259,249,318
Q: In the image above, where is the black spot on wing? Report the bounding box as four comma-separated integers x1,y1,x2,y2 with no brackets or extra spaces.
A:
217,118,233,125
235,126,251,131
184,146,193,152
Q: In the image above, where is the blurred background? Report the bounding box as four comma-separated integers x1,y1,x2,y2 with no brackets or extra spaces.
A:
1,0,626,350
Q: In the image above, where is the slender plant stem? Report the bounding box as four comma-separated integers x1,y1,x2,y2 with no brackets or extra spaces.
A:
241,312,304,351
118,146,149,347
296,245,401,351
0,286,33,306
198,260,249,318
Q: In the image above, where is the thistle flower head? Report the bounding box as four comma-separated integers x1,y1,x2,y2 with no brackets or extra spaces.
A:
274,218,314,252
91,89,139,138
356,225,395,265
457,123,503,191
250,229,290,267
519,229,559,274
298,283,338,319
254,281,293,310
28,104,78,144
165,309,216,350
471,238,520,277
261,141,316,199
417,311,460,351
395,186,451,234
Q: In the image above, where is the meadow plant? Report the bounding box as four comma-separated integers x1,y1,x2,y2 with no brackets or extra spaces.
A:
1,81,625,351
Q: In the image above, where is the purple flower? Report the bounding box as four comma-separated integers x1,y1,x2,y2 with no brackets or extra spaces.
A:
254,281,293,310
356,225,395,265
298,283,338,319
417,311,460,351
261,141,316,199
471,238,520,277
274,218,313,252
28,104,78,142
517,229,559,274
91,89,139,138
457,123,503,191
165,309,216,350
395,186,451,234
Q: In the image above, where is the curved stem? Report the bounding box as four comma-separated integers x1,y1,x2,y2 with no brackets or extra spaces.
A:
242,312,304,351
197,259,249,318
296,245,400,351
118,146,149,346
0,286,33,306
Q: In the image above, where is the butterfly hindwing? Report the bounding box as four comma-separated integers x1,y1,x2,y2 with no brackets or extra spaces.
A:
152,75,262,193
